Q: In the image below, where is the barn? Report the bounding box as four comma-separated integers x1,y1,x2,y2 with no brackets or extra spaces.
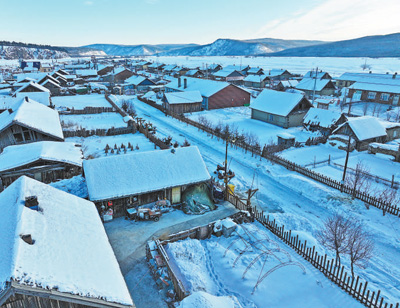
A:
163,90,203,114
0,141,82,189
165,77,250,110
0,176,134,308
250,89,312,128
0,97,64,151
83,146,211,218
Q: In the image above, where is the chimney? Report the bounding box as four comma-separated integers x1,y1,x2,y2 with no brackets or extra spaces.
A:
25,96,29,102
178,77,181,88
369,71,372,74
393,72,397,79
25,196,39,210
184,78,187,89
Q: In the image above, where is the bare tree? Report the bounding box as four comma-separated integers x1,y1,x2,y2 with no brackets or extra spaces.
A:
317,214,352,266
345,161,371,194
347,221,374,279
121,99,136,117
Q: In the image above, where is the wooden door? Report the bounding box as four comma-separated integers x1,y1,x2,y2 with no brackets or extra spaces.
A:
172,187,181,204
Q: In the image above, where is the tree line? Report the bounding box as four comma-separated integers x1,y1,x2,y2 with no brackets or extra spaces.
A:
0,40,68,53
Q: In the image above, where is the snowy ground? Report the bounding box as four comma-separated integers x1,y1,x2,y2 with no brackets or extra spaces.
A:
167,221,363,308
66,133,156,159
185,107,320,145
146,56,400,77
104,202,238,308
125,97,400,305
60,113,127,130
52,93,112,110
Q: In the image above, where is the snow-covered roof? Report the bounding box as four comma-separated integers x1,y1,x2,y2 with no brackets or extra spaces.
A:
0,176,133,306
247,67,263,74
163,64,177,71
41,78,61,88
76,69,98,77
303,108,341,128
113,67,130,75
337,72,400,85
243,74,269,82
280,80,299,88
14,91,51,106
84,146,211,201
334,116,387,141
165,91,203,105
185,69,201,76
296,78,335,91
15,73,47,82
250,89,307,117
14,82,50,94
213,69,243,78
0,97,63,140
124,75,152,86
303,71,330,79
349,82,400,94
0,141,82,173
166,77,229,97
267,69,289,77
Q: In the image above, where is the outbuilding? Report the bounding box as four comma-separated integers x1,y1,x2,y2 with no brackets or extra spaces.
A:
83,146,211,217
250,89,312,128
163,90,203,114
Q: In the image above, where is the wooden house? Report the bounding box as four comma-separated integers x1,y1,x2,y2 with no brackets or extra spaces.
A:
213,69,244,84
347,82,400,105
267,69,293,81
0,97,64,151
123,75,156,93
0,141,82,188
147,63,165,73
295,78,337,97
243,74,270,88
172,66,190,77
40,79,61,96
246,67,264,76
224,65,250,75
332,116,387,151
275,80,299,91
165,77,251,110
303,71,332,80
185,69,204,78
37,74,60,86
336,72,399,89
0,176,134,308
102,68,135,84
250,89,312,128
83,146,211,218
162,64,177,75
14,81,50,95
97,65,115,76
163,90,203,114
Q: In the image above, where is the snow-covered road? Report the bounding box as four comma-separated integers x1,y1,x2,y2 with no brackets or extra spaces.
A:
125,96,400,304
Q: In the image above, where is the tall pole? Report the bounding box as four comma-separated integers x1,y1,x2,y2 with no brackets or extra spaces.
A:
341,135,352,190
224,138,229,198
312,67,318,106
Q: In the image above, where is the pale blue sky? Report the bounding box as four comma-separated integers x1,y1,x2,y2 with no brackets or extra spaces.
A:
0,0,399,46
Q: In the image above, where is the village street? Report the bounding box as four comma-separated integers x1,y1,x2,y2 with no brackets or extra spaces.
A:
124,97,400,304
105,202,238,308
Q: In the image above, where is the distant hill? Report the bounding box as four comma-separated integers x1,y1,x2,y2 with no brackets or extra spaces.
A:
82,43,199,56
160,38,325,56
269,33,400,57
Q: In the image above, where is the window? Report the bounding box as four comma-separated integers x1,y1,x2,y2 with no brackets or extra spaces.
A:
269,114,274,121
381,93,390,101
13,133,23,143
368,92,376,100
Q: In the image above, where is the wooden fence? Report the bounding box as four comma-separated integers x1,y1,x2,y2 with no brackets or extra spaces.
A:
227,193,399,308
137,123,170,150
137,96,400,218
59,106,114,115
63,126,135,138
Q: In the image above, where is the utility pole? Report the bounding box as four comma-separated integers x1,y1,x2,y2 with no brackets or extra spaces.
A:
341,134,352,191
312,67,318,106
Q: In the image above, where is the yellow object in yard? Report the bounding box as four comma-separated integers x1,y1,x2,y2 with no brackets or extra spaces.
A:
227,184,235,195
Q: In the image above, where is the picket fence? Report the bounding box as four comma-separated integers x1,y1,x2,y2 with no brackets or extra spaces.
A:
227,193,399,308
